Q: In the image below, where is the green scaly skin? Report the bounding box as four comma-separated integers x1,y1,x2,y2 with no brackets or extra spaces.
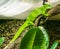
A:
10,4,52,43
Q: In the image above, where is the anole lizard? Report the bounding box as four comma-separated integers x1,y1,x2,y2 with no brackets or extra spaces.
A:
10,4,52,43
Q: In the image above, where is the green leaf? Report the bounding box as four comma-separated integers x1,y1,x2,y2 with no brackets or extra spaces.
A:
19,26,49,49
0,37,4,46
50,41,58,49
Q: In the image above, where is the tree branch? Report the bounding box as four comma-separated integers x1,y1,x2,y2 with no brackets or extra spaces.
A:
48,4,60,16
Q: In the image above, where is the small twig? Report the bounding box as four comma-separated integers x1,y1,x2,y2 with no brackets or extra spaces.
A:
34,16,43,27
43,0,48,5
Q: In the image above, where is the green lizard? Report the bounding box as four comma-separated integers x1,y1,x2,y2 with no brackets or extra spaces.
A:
10,4,52,43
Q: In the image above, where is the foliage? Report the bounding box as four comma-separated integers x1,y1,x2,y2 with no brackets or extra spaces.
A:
7,4,59,49
0,37,4,46
50,41,58,49
19,26,59,49
19,26,49,49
